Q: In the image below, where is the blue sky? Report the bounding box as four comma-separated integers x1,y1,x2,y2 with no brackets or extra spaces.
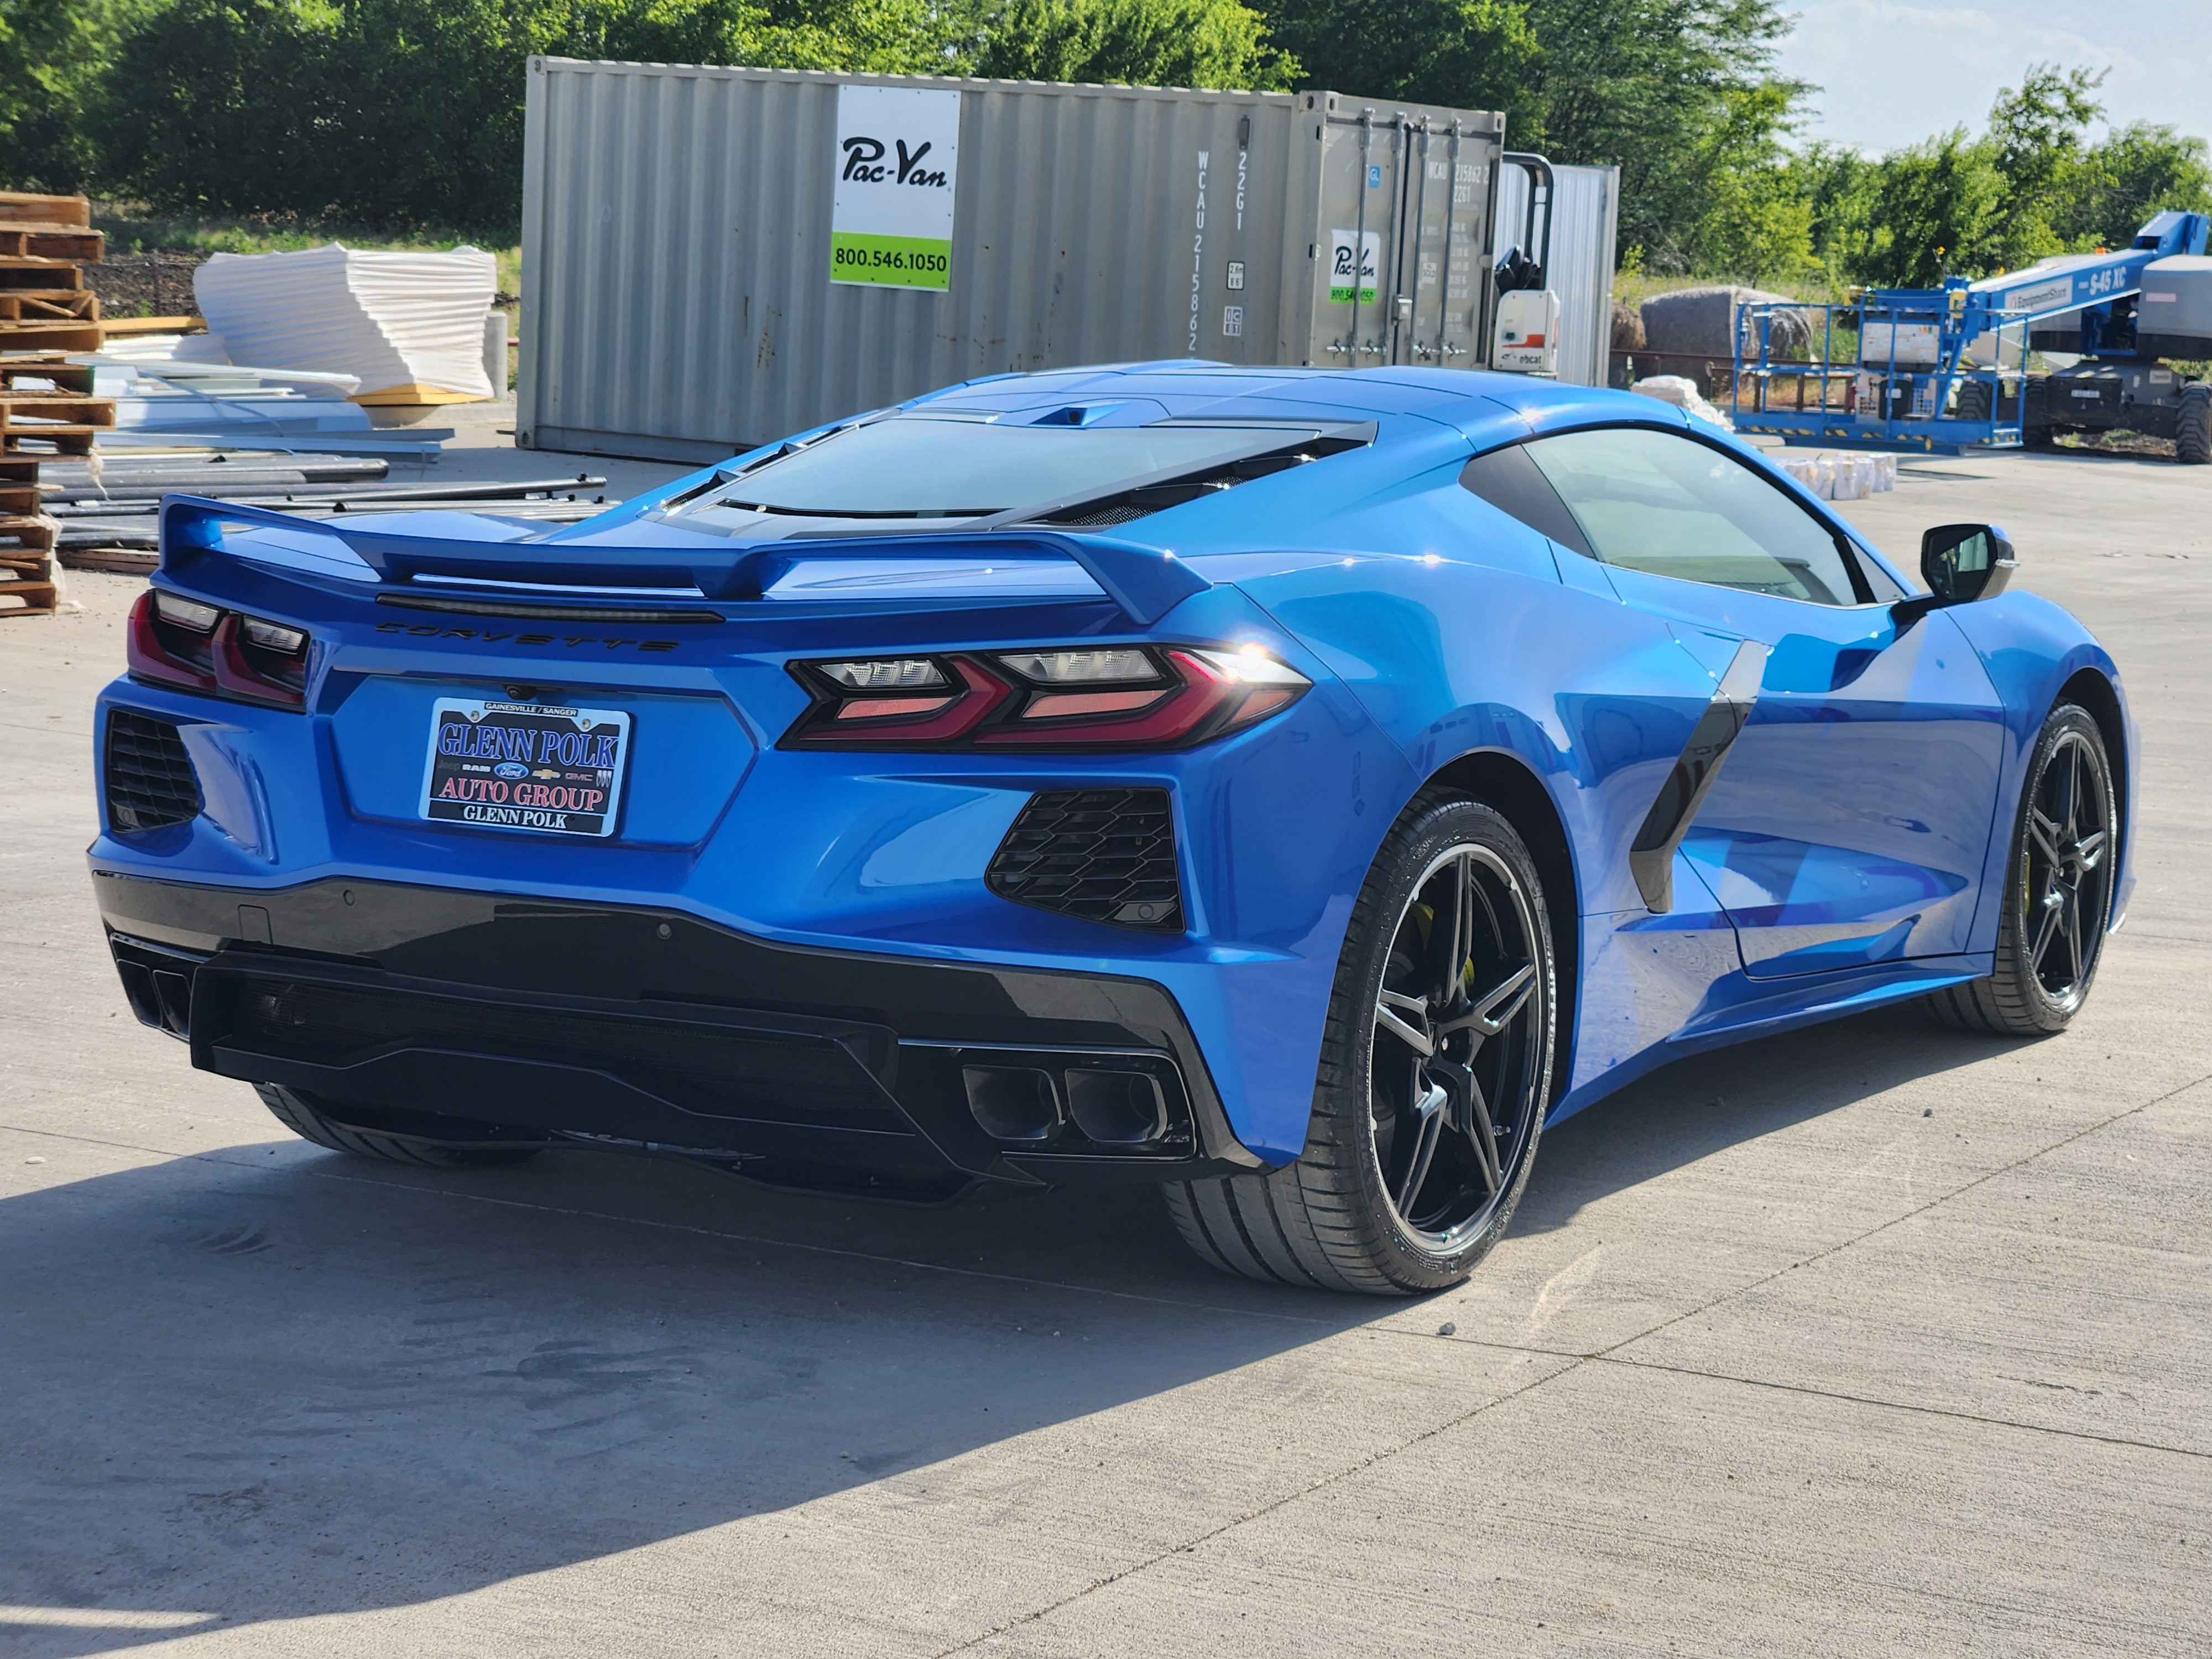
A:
1775,2,2212,152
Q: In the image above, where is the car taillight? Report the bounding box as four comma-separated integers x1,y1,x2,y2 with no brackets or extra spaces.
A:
782,643,1310,750
128,589,310,711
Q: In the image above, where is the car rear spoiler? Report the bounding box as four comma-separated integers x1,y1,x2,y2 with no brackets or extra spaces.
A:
156,495,1214,626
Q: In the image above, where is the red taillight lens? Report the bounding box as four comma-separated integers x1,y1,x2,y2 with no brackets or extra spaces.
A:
127,589,309,711
781,644,1308,750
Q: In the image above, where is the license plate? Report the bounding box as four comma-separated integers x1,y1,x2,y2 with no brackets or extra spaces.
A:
420,700,632,839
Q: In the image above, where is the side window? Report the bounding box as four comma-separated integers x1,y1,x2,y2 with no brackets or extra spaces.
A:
1459,444,1594,557
1514,427,1872,607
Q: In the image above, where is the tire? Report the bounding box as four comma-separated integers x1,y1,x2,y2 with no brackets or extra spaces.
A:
255,1083,546,1168
2178,382,2211,465
1924,703,2117,1036
2023,422,2056,451
1164,792,1557,1295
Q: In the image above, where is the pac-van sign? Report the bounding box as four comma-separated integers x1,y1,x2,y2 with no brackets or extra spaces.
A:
831,85,961,292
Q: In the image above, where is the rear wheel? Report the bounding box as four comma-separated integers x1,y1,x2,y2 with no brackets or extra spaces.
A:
1925,703,2116,1035
1164,794,1556,1295
255,1083,547,1168
2178,382,2211,465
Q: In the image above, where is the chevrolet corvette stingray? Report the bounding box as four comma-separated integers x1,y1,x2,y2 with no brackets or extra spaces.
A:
90,364,2132,1293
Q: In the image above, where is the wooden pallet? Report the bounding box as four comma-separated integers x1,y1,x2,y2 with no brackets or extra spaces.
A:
0,226,103,263
102,315,200,337
0,483,59,617
0,512,54,560
0,358,94,396
0,258,85,292
0,192,90,228
0,394,115,428
0,290,98,322
0,483,39,517
0,580,59,616
0,430,97,457
0,319,103,352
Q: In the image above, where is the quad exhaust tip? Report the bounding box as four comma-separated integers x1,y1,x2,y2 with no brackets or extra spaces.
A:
962,1062,1171,1150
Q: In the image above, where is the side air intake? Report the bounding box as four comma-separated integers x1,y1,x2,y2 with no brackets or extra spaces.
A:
986,788,1183,931
105,709,201,832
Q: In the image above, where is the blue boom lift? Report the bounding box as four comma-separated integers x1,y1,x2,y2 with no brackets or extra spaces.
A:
1730,210,2212,461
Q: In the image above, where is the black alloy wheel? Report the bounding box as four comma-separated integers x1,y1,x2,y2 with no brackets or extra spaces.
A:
1164,794,1556,1294
1369,842,1547,1242
1927,702,2117,1035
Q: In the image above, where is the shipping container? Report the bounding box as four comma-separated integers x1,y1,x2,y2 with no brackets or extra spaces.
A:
517,60,1508,462
1492,160,1619,388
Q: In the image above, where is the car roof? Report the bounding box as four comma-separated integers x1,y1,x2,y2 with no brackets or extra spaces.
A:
904,361,1682,450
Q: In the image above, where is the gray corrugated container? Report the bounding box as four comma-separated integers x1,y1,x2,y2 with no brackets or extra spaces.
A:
1493,161,1619,388
518,59,1506,461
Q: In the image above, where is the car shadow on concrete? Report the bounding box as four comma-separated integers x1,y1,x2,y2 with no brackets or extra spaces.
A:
1,999,2025,1655
1515,999,2036,1238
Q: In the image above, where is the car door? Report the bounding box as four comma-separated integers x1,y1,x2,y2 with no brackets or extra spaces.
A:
1512,423,2008,979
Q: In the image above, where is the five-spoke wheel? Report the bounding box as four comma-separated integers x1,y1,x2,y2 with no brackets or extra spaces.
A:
1369,843,1547,1246
1927,701,2117,1035
1164,793,1557,1293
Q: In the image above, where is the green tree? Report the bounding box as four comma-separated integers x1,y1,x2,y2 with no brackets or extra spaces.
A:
1983,61,2103,267
1261,0,1538,128
1855,127,2007,287
1264,0,1812,278
93,0,988,228
1791,138,1879,287
974,0,1297,88
2062,121,2212,249
0,0,166,190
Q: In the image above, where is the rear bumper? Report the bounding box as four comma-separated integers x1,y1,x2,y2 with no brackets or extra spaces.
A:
95,871,1265,1193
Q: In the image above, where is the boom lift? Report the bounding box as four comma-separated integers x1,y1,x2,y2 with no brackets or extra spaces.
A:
1730,210,2212,461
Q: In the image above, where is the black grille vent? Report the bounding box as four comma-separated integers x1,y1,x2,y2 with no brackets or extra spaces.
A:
105,709,201,832
987,789,1183,931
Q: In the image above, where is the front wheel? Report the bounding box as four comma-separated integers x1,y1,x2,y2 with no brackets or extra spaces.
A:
1165,794,1557,1295
1925,702,2117,1035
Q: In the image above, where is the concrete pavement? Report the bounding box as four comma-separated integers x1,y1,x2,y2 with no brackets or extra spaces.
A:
2,437,2205,1657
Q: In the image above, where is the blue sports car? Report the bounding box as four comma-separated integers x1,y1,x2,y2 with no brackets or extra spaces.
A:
91,364,2132,1295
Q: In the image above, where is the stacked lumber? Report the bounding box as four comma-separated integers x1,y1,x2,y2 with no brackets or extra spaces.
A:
0,453,56,615
0,193,105,354
0,192,116,614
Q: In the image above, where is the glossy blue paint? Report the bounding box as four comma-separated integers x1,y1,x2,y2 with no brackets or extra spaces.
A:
1601,567,2008,974
89,364,2132,1169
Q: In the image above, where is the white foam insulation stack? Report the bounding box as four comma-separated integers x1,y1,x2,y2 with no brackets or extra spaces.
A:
191,244,498,404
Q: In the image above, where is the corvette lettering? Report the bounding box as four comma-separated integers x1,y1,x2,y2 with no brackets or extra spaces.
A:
375,621,678,651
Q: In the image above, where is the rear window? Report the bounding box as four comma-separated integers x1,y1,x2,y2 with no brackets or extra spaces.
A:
678,417,1295,518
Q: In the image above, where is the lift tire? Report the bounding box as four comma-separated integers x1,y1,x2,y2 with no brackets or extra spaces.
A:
255,1083,547,1168
2023,423,2057,451
2178,382,2212,465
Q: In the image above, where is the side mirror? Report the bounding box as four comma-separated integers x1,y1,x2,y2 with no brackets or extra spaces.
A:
1920,523,2016,604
